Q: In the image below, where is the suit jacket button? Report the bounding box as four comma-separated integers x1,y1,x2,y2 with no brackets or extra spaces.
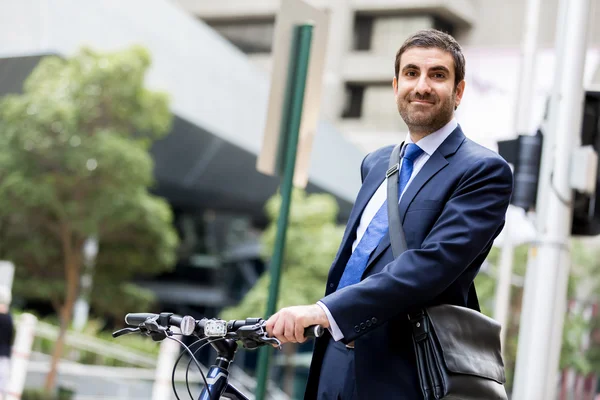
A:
366,320,372,327
354,325,360,333
329,283,334,288
371,317,378,324
360,323,365,330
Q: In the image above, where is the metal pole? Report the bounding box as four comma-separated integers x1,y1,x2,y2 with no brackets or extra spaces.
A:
73,237,98,332
534,0,569,230
512,0,571,393
6,314,37,400
493,208,515,351
255,24,314,400
512,0,591,398
493,0,542,350
0,261,14,292
151,328,181,400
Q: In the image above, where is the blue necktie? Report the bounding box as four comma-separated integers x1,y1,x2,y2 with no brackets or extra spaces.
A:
336,143,424,290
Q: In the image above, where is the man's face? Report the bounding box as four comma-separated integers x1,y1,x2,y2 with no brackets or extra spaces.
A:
393,47,465,135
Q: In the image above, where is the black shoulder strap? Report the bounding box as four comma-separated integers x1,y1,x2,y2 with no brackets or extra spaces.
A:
387,143,482,313
386,143,407,258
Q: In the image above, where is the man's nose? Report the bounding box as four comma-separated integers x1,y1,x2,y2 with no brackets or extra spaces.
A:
414,75,432,95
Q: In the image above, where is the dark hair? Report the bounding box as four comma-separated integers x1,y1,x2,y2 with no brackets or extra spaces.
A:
394,29,465,88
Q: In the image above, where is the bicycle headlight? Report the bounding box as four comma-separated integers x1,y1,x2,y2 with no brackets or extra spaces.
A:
205,319,228,337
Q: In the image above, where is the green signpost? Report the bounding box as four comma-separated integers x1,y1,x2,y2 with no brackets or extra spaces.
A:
254,0,329,398
254,24,314,400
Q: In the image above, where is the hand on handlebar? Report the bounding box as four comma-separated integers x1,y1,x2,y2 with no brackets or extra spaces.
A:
265,304,329,344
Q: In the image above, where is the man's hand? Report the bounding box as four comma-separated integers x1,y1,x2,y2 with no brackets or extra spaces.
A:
265,304,330,344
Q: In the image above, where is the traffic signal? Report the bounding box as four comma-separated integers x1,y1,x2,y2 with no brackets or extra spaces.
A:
497,131,543,211
497,90,600,236
571,90,600,236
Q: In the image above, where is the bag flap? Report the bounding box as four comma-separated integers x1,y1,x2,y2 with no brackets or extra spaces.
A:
427,305,506,384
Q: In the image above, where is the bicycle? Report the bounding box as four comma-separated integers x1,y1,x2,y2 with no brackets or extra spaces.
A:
112,312,324,400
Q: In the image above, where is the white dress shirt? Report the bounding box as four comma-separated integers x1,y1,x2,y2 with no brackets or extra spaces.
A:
318,118,458,341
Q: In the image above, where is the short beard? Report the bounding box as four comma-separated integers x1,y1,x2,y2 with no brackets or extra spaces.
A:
397,89,456,137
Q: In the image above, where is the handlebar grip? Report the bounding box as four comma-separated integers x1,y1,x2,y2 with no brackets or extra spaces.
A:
125,313,158,326
304,325,325,338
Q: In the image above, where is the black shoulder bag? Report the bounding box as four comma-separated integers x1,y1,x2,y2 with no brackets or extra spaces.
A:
386,144,508,400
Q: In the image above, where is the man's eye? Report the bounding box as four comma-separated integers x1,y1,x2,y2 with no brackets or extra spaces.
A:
406,71,417,77
434,73,445,79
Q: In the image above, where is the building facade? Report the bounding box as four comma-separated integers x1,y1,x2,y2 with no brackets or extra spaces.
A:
173,0,600,153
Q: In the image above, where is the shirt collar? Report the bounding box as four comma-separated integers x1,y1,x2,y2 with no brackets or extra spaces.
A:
404,118,458,156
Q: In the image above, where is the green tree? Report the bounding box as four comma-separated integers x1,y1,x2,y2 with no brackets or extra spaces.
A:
475,239,600,390
561,240,600,375
221,189,344,395
0,46,179,391
221,189,344,318
475,243,530,388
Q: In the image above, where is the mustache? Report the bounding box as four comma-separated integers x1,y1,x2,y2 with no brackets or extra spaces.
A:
407,93,438,102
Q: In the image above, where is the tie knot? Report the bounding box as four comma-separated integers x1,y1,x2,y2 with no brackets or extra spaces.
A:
403,143,424,162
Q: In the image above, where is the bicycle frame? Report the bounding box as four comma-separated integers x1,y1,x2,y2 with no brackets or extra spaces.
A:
199,365,248,400
198,338,249,400
115,314,294,399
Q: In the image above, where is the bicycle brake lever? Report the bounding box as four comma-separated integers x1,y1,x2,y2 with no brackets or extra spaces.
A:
254,322,281,349
112,327,140,338
262,336,282,349
140,319,170,342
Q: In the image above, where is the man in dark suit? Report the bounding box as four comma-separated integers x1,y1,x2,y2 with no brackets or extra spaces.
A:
265,29,513,399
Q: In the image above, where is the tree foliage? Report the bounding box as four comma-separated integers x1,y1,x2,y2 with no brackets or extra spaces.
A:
220,189,344,320
0,46,179,389
475,239,600,389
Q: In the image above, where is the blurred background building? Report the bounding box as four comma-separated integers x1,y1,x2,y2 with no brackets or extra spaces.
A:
175,0,600,153
2,0,600,397
1,0,599,318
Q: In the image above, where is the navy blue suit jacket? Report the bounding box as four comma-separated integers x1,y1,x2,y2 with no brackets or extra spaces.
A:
305,126,513,399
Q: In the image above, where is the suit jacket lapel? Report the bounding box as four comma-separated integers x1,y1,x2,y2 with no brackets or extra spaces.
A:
363,126,467,271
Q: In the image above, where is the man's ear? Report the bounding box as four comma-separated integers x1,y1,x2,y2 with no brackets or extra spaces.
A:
393,76,398,96
454,80,466,109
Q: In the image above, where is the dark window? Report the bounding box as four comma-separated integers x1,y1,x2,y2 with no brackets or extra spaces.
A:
353,15,374,51
206,18,275,54
341,84,365,118
353,14,455,51
433,16,455,37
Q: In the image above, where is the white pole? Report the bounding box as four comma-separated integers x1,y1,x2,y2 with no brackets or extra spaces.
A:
152,328,181,400
534,0,569,230
0,262,14,292
73,237,98,332
513,0,542,134
494,208,515,350
493,0,542,349
511,0,571,393
6,313,37,400
512,0,591,398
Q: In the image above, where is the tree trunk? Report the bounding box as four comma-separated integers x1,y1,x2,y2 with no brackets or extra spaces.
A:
560,369,568,400
575,374,584,400
282,343,297,397
588,374,598,400
44,224,81,392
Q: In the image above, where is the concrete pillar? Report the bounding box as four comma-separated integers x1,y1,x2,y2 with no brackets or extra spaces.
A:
319,0,354,122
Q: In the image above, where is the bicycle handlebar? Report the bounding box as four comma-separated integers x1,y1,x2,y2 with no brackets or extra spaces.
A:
124,313,161,326
114,311,324,399
118,312,324,346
